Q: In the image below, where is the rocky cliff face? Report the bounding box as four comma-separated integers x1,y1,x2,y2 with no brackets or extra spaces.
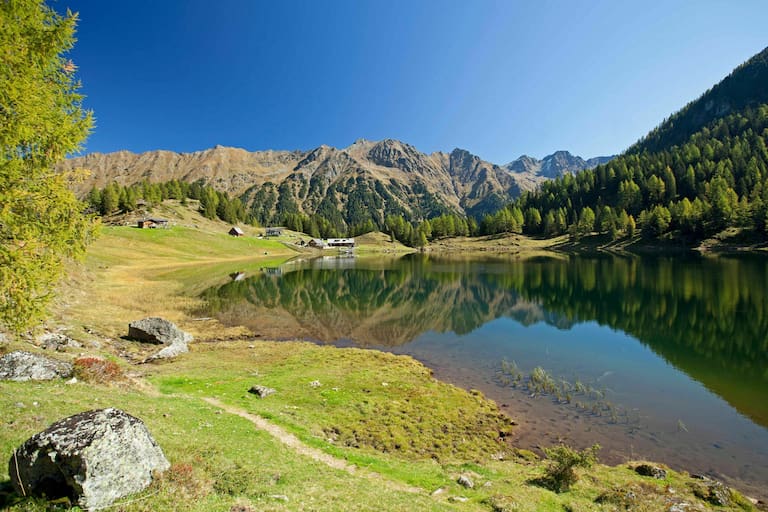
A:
61,140,612,220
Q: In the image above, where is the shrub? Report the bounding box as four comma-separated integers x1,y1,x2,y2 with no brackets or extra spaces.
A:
542,443,600,492
73,356,123,383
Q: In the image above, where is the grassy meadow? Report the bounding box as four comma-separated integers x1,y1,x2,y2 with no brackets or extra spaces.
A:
0,217,761,511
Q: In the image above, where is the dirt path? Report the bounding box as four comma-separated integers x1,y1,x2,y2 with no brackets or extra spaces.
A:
202,397,423,494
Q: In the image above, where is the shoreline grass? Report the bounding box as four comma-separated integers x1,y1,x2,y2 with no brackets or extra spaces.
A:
0,214,761,510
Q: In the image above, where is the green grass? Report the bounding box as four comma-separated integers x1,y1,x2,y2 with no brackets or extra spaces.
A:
1,341,758,511
4,220,757,511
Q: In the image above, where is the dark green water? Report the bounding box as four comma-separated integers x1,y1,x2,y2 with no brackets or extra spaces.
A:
200,253,768,498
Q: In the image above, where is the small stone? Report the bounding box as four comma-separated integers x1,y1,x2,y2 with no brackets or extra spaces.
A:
268,494,289,502
14,402,24,408
309,380,321,388
450,496,469,503
146,341,189,361
457,475,474,488
431,487,446,496
249,385,276,398
38,332,82,351
229,505,255,512
705,481,731,507
66,377,78,385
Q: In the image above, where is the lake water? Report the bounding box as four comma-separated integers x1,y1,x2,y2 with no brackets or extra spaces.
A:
199,253,768,499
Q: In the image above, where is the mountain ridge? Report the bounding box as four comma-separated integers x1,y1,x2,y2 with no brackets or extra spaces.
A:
62,141,613,223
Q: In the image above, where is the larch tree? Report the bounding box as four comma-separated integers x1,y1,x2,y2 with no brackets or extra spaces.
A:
1,0,95,332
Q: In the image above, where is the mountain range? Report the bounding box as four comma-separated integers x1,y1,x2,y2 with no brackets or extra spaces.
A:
62,140,613,220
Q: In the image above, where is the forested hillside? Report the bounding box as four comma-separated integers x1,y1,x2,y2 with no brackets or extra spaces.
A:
481,47,768,243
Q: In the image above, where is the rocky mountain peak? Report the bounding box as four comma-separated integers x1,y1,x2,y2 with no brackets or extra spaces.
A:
366,139,424,173
449,148,479,168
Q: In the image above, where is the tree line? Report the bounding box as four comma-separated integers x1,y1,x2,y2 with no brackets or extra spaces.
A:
86,179,247,225
482,105,768,241
88,178,477,247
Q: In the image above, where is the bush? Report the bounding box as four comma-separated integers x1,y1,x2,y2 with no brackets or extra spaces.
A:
542,443,600,492
73,356,123,383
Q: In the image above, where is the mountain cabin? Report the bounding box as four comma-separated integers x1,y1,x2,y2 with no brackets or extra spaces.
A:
137,218,168,229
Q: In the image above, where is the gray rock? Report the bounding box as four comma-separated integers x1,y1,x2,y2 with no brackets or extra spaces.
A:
9,408,169,510
146,341,189,361
38,332,82,351
457,474,474,488
703,481,732,507
249,385,276,398
635,463,667,479
129,318,192,361
128,317,192,345
0,351,73,381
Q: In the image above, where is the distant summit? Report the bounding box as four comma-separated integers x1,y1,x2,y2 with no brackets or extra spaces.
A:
504,150,615,180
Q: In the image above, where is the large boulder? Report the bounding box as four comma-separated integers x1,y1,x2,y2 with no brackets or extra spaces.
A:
0,351,73,381
128,317,192,345
9,408,169,510
128,317,192,361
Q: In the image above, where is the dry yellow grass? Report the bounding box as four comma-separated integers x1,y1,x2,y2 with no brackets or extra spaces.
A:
427,233,568,259
52,220,298,343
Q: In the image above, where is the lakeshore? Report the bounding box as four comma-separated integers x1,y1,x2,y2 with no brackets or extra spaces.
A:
1,220,766,510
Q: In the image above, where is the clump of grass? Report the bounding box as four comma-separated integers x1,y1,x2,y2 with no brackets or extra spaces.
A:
483,494,521,511
595,482,666,511
496,362,630,425
73,356,123,383
540,443,600,493
158,462,211,499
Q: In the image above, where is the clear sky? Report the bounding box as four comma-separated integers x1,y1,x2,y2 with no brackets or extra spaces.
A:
56,0,767,163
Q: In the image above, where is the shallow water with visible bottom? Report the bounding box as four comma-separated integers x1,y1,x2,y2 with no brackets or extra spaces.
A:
200,253,768,500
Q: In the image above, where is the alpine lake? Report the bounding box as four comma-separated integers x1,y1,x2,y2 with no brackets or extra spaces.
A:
198,251,768,500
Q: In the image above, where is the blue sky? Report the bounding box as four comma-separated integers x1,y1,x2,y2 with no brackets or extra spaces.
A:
57,0,767,163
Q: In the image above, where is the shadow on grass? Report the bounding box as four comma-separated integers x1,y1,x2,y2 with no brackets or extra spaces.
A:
527,476,559,493
0,479,22,509
0,479,73,510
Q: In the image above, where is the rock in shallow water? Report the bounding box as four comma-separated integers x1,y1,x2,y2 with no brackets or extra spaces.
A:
9,408,169,510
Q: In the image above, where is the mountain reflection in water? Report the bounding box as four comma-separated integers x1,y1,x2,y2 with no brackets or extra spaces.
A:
199,253,768,498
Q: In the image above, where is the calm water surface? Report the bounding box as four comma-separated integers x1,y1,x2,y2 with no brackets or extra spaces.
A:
200,253,768,499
